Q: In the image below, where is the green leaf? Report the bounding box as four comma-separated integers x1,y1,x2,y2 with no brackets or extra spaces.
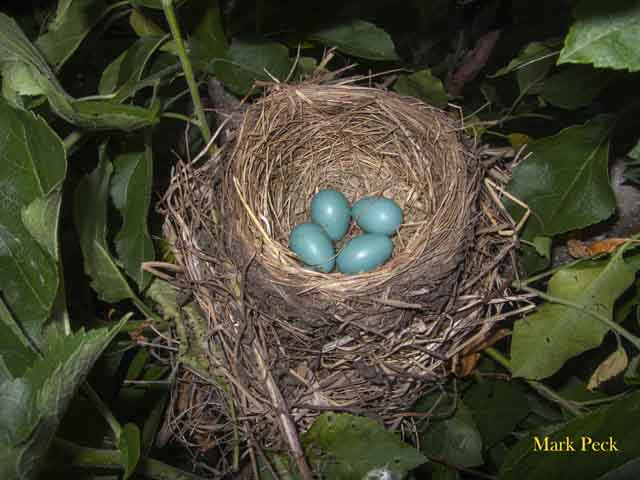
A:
623,140,640,186
141,393,167,454
558,376,610,404
130,0,167,9
110,147,155,289
516,43,556,95
0,13,158,131
0,359,10,383
499,390,640,480
108,56,182,105
597,459,640,480
511,251,640,379
541,65,611,110
98,36,166,99
624,355,640,386
421,401,484,467
309,19,399,61
190,0,228,74
0,13,67,94
559,0,640,72
303,413,426,479
146,279,182,321
0,98,66,345
393,70,448,108
532,236,552,259
74,147,137,303
464,380,530,448
71,99,159,130
506,115,616,241
293,57,318,78
215,37,291,96
1,61,44,97
0,319,126,480
129,9,166,37
0,297,36,378
99,52,128,96
35,0,108,71
493,40,559,95
22,192,63,260
118,422,141,479
430,463,460,480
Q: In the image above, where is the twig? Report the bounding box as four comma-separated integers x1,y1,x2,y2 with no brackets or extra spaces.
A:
253,344,313,480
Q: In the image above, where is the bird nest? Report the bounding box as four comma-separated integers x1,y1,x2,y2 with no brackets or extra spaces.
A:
159,77,521,475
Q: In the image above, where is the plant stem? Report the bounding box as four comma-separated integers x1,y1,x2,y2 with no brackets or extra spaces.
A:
161,112,201,126
162,0,211,144
133,294,164,326
484,347,584,417
82,383,122,438
512,259,586,288
574,392,629,407
52,438,208,480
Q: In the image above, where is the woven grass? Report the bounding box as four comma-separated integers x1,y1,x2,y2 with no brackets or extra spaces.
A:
159,76,521,476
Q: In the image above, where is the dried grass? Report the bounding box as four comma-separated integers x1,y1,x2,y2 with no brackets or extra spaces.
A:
158,76,523,476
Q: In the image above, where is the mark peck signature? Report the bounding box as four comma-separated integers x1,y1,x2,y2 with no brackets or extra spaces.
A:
533,436,619,453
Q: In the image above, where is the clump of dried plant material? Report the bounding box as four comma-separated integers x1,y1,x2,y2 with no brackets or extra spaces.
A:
157,73,525,477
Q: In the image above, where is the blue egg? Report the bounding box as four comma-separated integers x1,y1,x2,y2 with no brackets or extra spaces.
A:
289,223,336,273
352,196,403,236
310,189,351,241
337,234,394,274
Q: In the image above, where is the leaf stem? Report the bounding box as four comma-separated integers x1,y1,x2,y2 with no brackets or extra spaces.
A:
82,383,122,438
52,438,209,480
133,295,164,326
574,392,629,407
484,347,584,417
512,258,586,288
161,112,201,126
162,0,211,144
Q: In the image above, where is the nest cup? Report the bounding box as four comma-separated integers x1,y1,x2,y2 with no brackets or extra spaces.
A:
225,84,479,317
162,79,517,462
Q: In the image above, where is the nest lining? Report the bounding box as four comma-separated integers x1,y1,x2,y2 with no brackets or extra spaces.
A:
160,78,520,470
